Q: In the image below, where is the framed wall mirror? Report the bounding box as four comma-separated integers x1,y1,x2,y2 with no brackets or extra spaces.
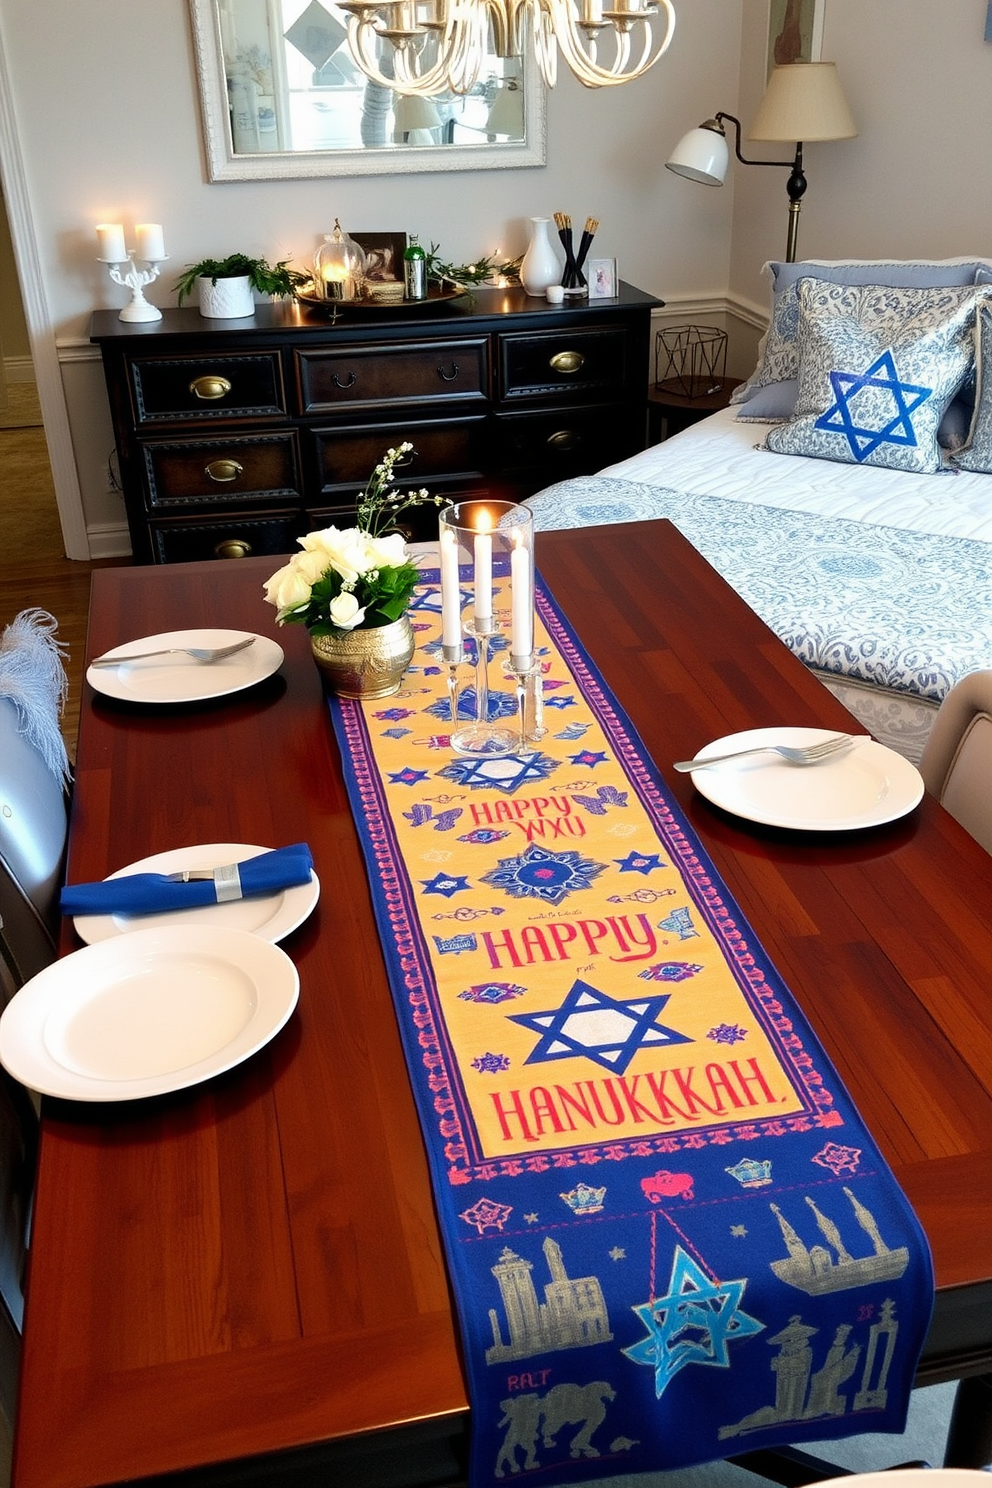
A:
189,0,546,179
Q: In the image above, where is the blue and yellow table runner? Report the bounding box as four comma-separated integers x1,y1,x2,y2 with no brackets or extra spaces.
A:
328,563,933,1487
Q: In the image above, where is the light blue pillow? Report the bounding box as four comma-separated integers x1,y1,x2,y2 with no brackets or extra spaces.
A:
732,258,991,409
953,302,992,472
765,280,989,474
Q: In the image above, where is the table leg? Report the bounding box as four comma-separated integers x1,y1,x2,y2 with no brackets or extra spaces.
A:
944,1372,992,1468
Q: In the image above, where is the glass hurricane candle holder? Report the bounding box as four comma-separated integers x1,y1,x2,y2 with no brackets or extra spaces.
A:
438,500,535,756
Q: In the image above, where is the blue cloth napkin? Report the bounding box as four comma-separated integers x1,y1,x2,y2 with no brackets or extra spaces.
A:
61,843,313,918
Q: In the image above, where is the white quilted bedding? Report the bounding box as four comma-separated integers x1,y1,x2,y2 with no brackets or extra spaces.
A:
601,405,992,541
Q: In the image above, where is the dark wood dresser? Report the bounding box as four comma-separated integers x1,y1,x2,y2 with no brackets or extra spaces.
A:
91,282,660,564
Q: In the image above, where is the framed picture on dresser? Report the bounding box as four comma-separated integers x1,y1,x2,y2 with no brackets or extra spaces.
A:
588,258,618,299
352,233,407,282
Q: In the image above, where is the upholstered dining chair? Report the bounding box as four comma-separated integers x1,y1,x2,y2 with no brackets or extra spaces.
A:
0,609,70,1419
0,609,70,996
919,670,992,856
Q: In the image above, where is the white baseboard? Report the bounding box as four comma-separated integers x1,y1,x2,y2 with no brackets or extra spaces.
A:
85,522,132,560
3,355,35,383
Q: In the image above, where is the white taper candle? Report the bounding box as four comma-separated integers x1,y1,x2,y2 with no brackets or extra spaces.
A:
510,528,533,661
473,510,493,624
440,525,462,648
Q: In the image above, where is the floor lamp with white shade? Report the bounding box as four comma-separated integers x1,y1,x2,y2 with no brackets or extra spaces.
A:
665,62,857,263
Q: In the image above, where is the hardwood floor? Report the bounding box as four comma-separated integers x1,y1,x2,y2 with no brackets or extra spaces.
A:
0,399,128,763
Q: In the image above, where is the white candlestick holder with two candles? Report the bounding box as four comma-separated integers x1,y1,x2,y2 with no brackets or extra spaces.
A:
96,222,168,322
438,500,543,756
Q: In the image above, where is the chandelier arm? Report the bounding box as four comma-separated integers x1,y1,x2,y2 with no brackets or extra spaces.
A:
550,0,674,86
346,0,674,93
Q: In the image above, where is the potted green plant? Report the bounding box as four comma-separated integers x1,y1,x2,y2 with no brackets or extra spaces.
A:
174,253,308,319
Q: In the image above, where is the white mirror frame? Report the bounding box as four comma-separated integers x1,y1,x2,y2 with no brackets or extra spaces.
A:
188,0,547,180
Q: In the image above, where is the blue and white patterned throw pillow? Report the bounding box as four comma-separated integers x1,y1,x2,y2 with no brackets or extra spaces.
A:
731,258,990,411
952,302,992,472
764,279,989,473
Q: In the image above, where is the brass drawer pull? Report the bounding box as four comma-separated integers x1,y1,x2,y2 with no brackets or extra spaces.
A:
189,375,232,400
547,429,581,451
205,459,244,483
214,538,252,559
437,363,459,382
332,369,357,389
550,350,585,375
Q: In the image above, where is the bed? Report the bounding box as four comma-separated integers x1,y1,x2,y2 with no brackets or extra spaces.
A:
527,261,992,763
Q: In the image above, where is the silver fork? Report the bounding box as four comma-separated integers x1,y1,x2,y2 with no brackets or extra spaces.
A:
673,733,867,772
90,637,256,668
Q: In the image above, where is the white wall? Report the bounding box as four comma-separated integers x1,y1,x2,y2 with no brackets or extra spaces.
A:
727,0,992,316
0,0,741,553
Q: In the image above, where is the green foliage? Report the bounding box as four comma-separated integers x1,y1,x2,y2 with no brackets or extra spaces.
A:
174,254,308,305
423,244,523,286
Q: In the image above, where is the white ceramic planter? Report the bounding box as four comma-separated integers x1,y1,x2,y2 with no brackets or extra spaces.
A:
197,274,255,319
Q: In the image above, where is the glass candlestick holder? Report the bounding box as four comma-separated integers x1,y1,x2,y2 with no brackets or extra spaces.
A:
438,499,536,756
503,655,545,750
451,619,517,755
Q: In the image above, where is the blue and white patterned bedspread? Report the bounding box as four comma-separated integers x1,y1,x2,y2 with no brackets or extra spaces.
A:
527,477,992,703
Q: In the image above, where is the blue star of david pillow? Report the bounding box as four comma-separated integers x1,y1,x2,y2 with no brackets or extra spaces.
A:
953,302,992,472
764,279,990,473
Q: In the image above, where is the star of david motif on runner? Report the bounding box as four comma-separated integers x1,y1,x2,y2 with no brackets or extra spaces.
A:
471,1052,511,1073
437,752,559,793
388,766,429,787
481,843,606,905
569,750,608,767
407,584,444,615
624,1246,764,1398
812,1142,862,1176
460,1197,513,1234
507,977,692,1075
708,1022,748,1045
615,850,665,876
814,350,932,462
420,871,471,898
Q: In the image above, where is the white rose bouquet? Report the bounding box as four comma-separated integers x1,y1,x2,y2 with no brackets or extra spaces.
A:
262,444,442,636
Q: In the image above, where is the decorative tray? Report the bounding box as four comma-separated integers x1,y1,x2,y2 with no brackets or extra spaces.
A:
294,281,467,315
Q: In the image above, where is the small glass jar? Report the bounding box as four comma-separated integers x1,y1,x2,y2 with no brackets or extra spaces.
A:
313,220,367,302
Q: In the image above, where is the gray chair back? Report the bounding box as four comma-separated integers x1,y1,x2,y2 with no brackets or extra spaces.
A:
919,670,992,856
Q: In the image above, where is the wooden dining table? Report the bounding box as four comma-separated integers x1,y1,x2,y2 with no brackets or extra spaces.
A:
13,522,992,1488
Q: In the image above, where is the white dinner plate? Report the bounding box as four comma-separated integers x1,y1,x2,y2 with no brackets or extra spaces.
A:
86,629,284,704
72,843,320,946
687,727,924,831
0,925,299,1101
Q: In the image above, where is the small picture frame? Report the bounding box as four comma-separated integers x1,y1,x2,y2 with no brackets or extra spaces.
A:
587,258,618,299
352,232,408,282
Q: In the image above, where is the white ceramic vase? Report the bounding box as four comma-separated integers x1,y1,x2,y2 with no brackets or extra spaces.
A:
520,217,560,297
197,274,256,319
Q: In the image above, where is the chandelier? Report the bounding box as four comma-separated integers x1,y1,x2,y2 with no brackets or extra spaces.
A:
338,0,676,95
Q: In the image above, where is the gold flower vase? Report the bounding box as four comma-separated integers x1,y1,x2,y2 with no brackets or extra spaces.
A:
309,615,415,699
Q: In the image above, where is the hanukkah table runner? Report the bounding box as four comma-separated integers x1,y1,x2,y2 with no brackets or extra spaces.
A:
327,564,934,1488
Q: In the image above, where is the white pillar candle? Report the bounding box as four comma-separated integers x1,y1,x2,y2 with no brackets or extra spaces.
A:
96,223,127,262
473,510,493,624
135,223,166,262
440,525,462,648
510,529,533,660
